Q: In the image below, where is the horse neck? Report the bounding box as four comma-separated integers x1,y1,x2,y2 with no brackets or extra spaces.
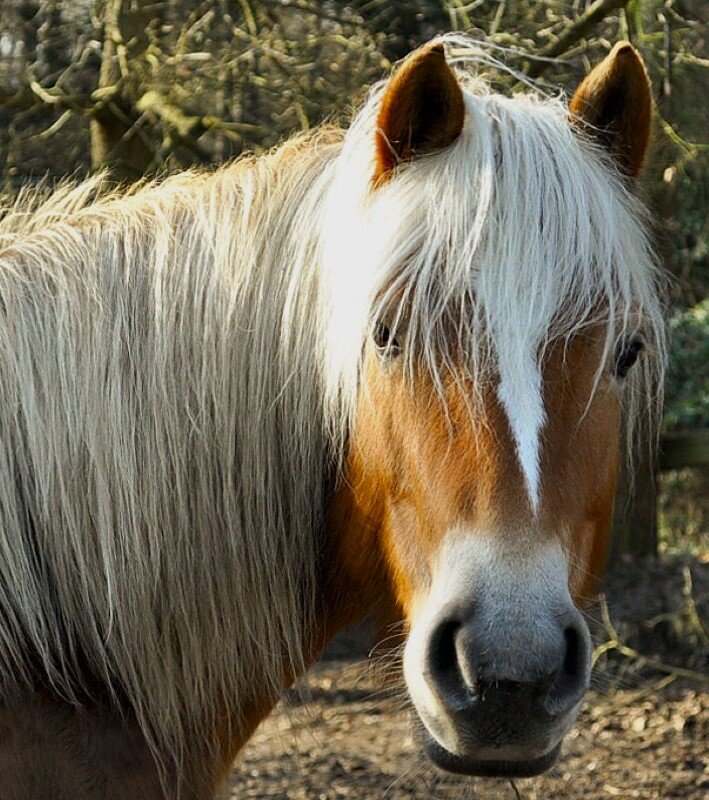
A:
0,135,349,769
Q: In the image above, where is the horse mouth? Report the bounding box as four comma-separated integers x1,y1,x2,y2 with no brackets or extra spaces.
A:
423,733,562,778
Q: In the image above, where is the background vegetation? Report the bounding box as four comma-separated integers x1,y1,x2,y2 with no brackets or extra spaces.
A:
0,0,706,555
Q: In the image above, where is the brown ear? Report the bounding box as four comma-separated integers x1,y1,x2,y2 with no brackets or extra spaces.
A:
374,43,465,185
569,42,652,177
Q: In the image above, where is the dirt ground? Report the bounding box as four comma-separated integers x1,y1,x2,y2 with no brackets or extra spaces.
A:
225,558,708,799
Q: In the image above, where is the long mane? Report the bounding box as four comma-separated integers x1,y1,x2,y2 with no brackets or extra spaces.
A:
0,133,341,765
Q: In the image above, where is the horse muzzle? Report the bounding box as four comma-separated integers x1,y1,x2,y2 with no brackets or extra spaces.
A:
403,538,592,777
405,600,591,777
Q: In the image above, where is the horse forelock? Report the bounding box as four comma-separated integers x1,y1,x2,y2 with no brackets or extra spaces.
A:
321,39,666,508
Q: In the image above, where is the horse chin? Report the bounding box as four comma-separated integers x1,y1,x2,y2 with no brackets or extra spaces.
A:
422,732,562,778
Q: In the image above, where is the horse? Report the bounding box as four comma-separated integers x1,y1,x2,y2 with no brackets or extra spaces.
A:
0,36,665,799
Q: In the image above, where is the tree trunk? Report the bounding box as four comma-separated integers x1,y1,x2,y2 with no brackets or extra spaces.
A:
89,0,153,181
612,433,658,558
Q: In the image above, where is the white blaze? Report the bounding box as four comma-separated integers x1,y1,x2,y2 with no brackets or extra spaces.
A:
496,344,545,511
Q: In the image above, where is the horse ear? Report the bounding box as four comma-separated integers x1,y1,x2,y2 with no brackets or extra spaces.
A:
569,42,652,177
374,43,465,185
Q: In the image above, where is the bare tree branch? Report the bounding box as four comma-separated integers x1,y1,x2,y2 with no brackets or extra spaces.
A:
526,0,630,79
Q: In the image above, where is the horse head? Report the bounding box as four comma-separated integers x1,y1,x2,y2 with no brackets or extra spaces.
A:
325,39,662,777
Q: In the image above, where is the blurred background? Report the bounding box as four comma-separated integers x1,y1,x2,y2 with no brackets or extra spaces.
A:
0,2,707,797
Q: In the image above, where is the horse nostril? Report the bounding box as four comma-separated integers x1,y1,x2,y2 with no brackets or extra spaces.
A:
544,622,590,716
425,617,470,711
563,625,582,676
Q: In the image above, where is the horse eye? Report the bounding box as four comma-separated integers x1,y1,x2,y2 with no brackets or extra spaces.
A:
614,336,644,379
373,322,402,357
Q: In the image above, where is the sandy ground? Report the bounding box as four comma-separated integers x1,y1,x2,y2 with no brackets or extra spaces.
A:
225,558,708,799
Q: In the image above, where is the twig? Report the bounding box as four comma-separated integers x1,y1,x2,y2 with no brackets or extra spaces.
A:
682,565,708,644
601,673,678,714
38,109,73,139
594,596,709,685
658,116,709,152
525,0,630,79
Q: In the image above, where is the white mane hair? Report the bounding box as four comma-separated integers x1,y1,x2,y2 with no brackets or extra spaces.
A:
321,35,666,506
0,135,342,770
0,34,665,780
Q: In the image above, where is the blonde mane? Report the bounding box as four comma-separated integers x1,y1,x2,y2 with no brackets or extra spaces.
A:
0,36,665,779
0,133,341,767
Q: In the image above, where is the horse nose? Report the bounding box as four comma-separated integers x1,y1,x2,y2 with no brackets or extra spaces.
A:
423,606,591,720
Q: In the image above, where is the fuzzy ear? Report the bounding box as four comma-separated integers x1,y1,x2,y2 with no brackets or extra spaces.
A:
374,43,465,185
569,42,652,177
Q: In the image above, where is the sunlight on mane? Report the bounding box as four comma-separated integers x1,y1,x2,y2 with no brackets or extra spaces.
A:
320,35,666,505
